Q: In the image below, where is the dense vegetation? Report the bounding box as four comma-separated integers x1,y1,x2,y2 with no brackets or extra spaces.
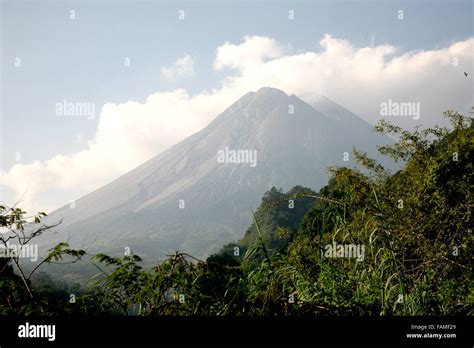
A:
1,111,472,316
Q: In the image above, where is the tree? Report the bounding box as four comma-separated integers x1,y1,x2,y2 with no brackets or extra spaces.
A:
0,204,86,314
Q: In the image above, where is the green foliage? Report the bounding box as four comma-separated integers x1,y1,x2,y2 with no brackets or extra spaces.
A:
222,185,319,260
90,252,206,315
278,111,473,315
0,205,88,315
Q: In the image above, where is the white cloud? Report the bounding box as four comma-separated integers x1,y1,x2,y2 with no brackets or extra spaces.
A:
213,35,284,71
161,54,195,80
1,35,473,213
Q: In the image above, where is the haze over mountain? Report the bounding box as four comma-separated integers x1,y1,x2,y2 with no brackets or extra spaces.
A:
39,87,393,260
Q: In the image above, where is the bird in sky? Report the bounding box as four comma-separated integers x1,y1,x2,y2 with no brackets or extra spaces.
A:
464,72,468,77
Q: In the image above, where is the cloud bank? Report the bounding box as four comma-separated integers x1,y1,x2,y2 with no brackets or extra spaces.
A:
1,34,473,213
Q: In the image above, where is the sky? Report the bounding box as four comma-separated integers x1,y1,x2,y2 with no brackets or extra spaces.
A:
1,0,473,213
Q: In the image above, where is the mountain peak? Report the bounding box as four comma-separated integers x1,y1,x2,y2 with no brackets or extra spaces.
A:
253,87,288,99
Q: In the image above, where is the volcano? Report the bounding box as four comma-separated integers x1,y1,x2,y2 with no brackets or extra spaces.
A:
40,87,392,260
